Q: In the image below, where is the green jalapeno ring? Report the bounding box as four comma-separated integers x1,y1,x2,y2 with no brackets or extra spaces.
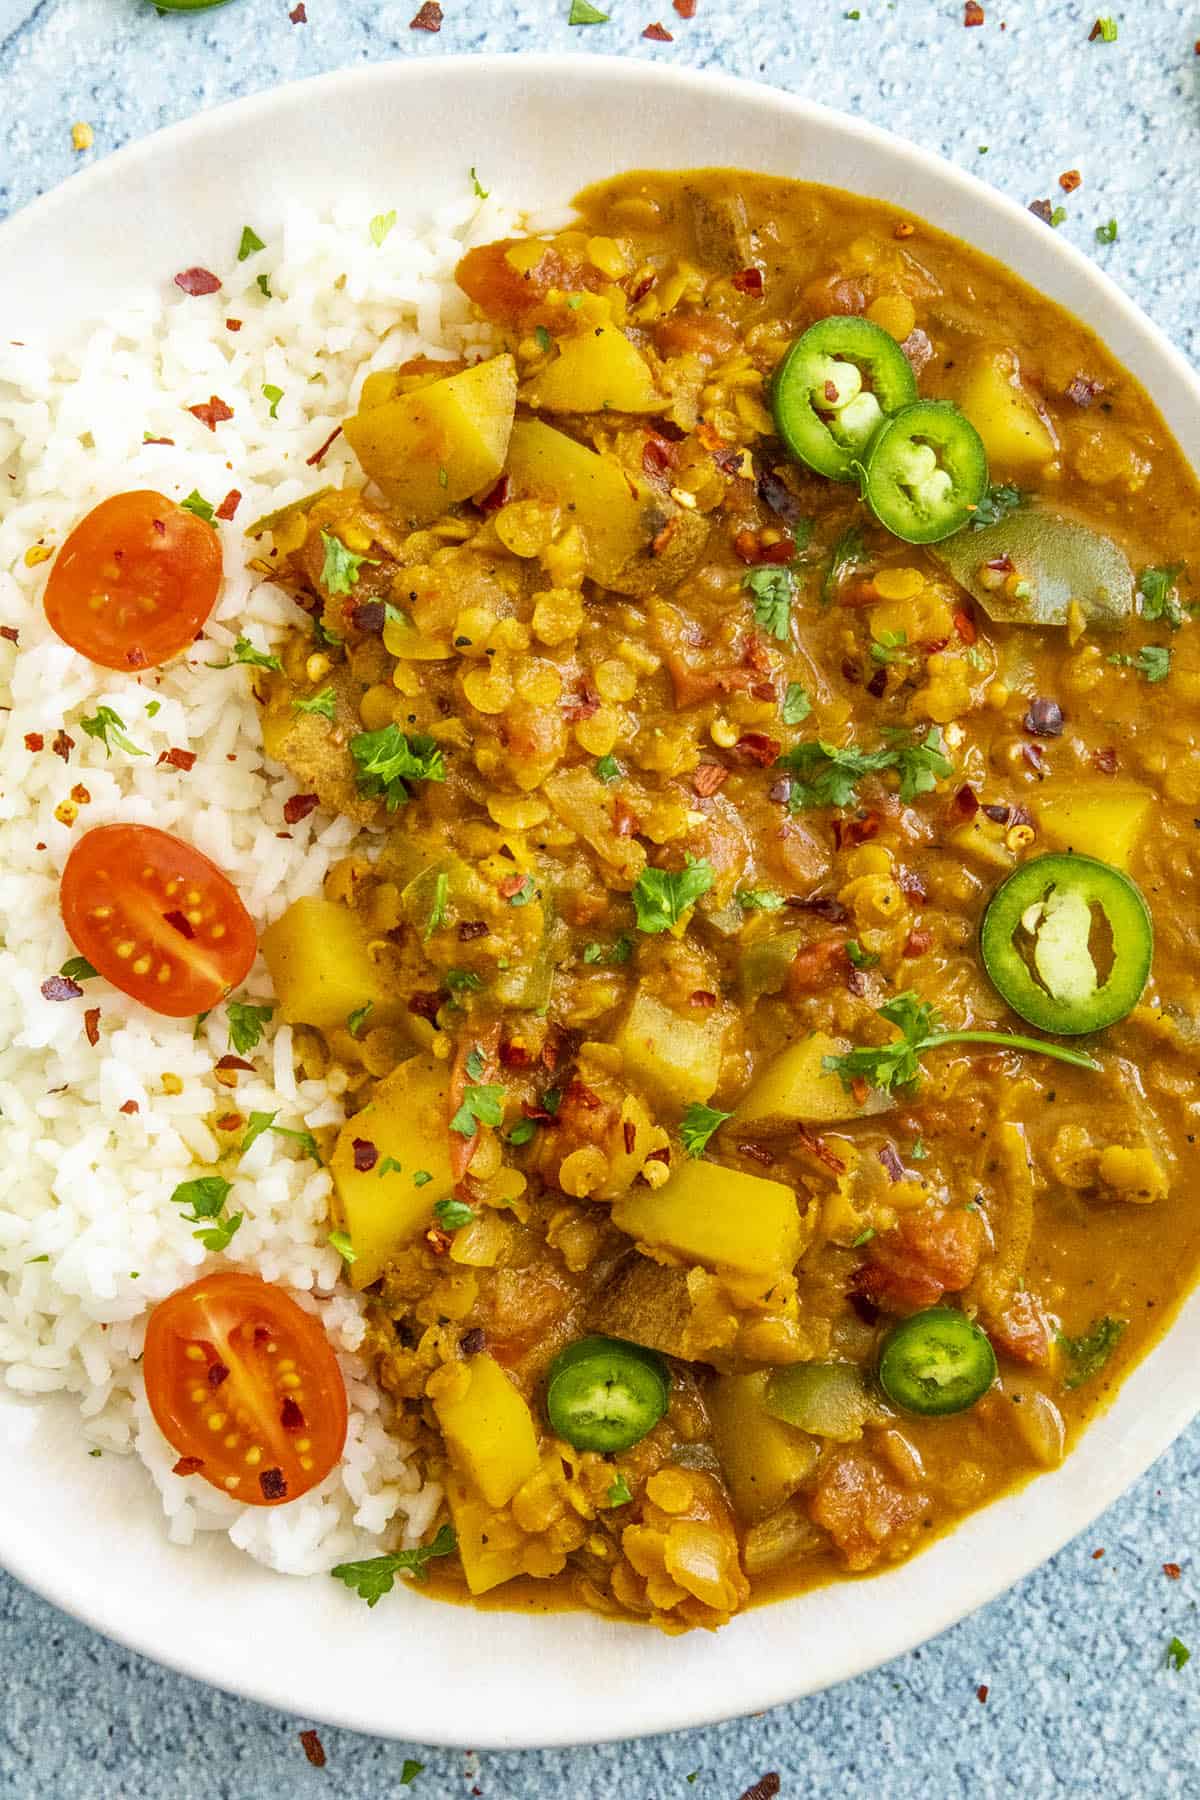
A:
545,1334,670,1453
772,316,918,483
980,852,1153,1036
878,1307,997,1417
861,398,989,543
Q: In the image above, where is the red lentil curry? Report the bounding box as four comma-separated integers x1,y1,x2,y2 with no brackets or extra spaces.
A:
249,172,1200,1625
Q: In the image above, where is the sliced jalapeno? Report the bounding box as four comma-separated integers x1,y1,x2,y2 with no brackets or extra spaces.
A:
545,1334,670,1453
878,1307,996,1417
980,852,1153,1035
862,399,989,543
772,316,918,482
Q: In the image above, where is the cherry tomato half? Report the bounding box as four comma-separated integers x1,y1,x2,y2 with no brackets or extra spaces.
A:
60,823,256,1018
144,1273,348,1507
43,490,222,671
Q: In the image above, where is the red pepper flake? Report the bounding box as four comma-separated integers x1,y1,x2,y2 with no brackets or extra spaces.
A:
142,435,174,446
352,1137,378,1173
737,1140,775,1168
893,221,915,240
289,0,306,18
952,608,977,646
903,926,933,958
976,1684,989,1704
119,1100,139,1115
1163,1561,1183,1579
1091,745,1119,774
850,1076,869,1107
497,872,528,900
408,991,442,1024
628,272,657,304
280,1396,306,1431
172,1456,204,1477
41,975,82,1002
207,1360,230,1389
737,1774,781,1800
499,1039,530,1069
732,266,764,296
1092,1547,1105,1558
963,0,984,23
1024,695,1064,737
216,1112,243,1132
409,0,442,26
477,473,510,513
642,20,673,38
306,424,342,467
673,0,696,13
216,1054,254,1073
642,431,677,476
1087,15,1107,37
225,318,242,332
1059,168,1082,193
953,783,980,820
298,1730,326,1769
259,1467,288,1500
650,515,680,558
612,796,638,838
1022,742,1047,776
24,732,43,752
1065,375,1103,409
283,792,320,824
1028,199,1055,226
689,990,717,1009
83,1007,101,1046
458,920,489,942
187,395,234,432
164,908,195,939
156,747,196,772
832,812,881,850
731,732,781,768
623,1120,637,1155
174,267,221,297
71,783,91,805
562,687,601,723
215,488,241,521
564,1078,603,1111
0,625,19,644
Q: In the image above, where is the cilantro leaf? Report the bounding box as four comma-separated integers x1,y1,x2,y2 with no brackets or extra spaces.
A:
845,939,879,969
870,628,910,666
743,564,794,641
581,933,634,965
1095,217,1119,245
369,210,397,248
1108,645,1172,683
180,489,216,524
210,634,282,672
821,524,865,605
320,530,377,597
350,726,446,810
226,998,274,1055
169,1174,242,1252
679,1101,732,1158
292,686,336,720
444,968,483,994
607,1473,633,1507
377,1155,403,1178
781,681,811,725
1167,1637,1191,1672
568,0,609,19
449,1083,506,1138
330,1524,457,1605
465,1046,486,1080
970,483,1026,530
237,225,265,261
886,725,955,802
79,706,146,759
60,955,98,981
595,754,622,784
630,857,714,934
506,876,536,907
1057,1315,1127,1389
412,1170,433,1187
469,166,489,200
433,1197,476,1231
401,1759,425,1785
507,1117,538,1146
256,273,273,299
776,739,895,810
328,1229,357,1263
424,871,449,940
347,1000,373,1039
240,1110,277,1154
1138,565,1184,630
262,383,284,419
824,990,1101,1096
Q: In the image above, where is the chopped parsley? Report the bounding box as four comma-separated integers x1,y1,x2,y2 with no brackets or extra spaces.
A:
444,968,483,994
377,1155,403,1178
145,700,161,718
465,1046,486,1080
168,1174,242,1253
781,681,812,725
824,991,1101,1095
237,225,265,261
1108,645,1172,683
328,1230,357,1264
870,629,910,666
567,0,609,19
971,483,1026,530
256,273,272,299
507,875,536,907
743,564,795,641
226,998,274,1055
369,210,397,248
1138,565,1184,630
469,166,489,199
1057,1315,1127,1389
210,634,282,672
400,1759,426,1786
59,955,98,982
679,1101,732,1158
776,739,895,810
261,383,284,419
330,1525,457,1605
412,1169,433,1187
821,524,865,605
350,726,446,810
910,1137,929,1160
79,706,146,759
581,933,634,965
631,857,714,934
534,324,553,353
424,871,449,940
239,1109,277,1154
845,939,879,969
595,753,623,784
1092,14,1118,40
737,888,786,912
433,1197,476,1231
1095,217,1119,245
887,725,955,802
180,489,216,524
292,686,336,720
1050,206,1068,229
320,529,377,596
347,1000,374,1039
507,1117,538,1147
449,1083,506,1138
1167,1636,1191,1672
607,1473,633,1507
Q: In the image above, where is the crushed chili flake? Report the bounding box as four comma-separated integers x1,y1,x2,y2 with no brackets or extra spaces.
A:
1092,745,1119,774
425,1225,452,1256
207,1360,230,1389
1022,742,1047,776
866,665,888,699
216,1054,254,1073
564,1078,602,1111
142,435,174,446
642,21,673,38
499,1040,530,1072
187,395,234,432
225,318,242,332
904,927,933,958
164,908,195,939
459,1327,486,1357
41,975,82,1002
622,1119,638,1155
174,267,221,297
953,608,977,645
1164,1562,1183,1580
119,1100,139,1115
216,1112,243,1132
1092,1547,1105,1558
732,266,764,295
172,1456,204,1477
156,747,196,772
692,764,729,798
288,0,306,18
0,625,19,644
796,1124,846,1174
498,872,529,900
409,0,442,26
673,0,696,13
562,687,601,722
1028,199,1055,226
298,1730,326,1769
963,0,984,21
408,991,442,1024
83,1007,100,1046
1024,695,1064,737
730,731,781,768
737,1140,775,1168
976,1684,989,1704
458,920,489,941
283,792,320,824
259,1467,288,1500
280,1396,305,1431
833,812,880,850
306,424,342,467
953,783,980,820
642,431,677,476
850,1076,870,1107
477,473,510,513
1059,168,1083,193
23,732,43,752
737,1774,781,1800
651,515,680,558
352,1137,378,1173
689,989,717,1009
215,488,241,521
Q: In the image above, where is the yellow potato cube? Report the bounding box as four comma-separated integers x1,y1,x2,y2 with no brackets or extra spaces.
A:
957,348,1057,476
432,1354,541,1508
731,1034,890,1132
708,1371,819,1524
330,1052,454,1289
443,1472,526,1595
523,326,663,414
615,990,726,1106
1034,784,1151,870
612,1160,803,1283
260,897,403,1036
343,354,517,524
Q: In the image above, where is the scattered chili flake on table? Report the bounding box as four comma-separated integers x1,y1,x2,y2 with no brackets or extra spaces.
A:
288,1,307,19
298,1730,327,1769
964,1,984,25
643,20,673,38
1092,1547,1105,1558
1059,169,1082,192
174,268,221,298
1164,1562,1183,1580
187,396,234,432
976,1683,989,1702
410,0,442,27
1028,199,1055,225
737,1776,781,1800
673,0,696,14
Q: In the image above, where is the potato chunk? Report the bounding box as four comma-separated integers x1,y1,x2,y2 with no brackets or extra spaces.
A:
957,349,1057,475
732,1033,891,1131
523,326,663,414
443,1471,526,1595
1034,784,1151,870
330,1052,454,1289
260,896,403,1036
612,1160,803,1282
432,1354,541,1508
614,990,726,1106
343,354,517,523
708,1371,819,1524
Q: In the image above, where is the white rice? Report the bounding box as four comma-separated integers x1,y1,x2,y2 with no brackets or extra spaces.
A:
0,184,517,1573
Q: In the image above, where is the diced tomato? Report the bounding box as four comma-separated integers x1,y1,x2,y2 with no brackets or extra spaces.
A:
787,938,848,996
809,1451,924,1571
987,1289,1052,1367
857,1204,985,1313
59,823,255,1018
144,1273,347,1506
455,239,606,326
652,312,741,361
43,491,222,670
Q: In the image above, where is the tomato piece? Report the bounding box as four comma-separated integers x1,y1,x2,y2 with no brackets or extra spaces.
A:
455,239,607,327
60,823,255,1018
144,1273,347,1507
43,490,222,670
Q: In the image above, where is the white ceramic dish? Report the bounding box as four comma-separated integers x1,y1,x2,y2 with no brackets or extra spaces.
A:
3,55,1199,1749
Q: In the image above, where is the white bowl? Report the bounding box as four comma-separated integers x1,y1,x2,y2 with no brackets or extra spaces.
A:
3,54,1199,1750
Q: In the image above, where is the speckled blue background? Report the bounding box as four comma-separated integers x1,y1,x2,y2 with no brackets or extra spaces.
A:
3,2,1200,1794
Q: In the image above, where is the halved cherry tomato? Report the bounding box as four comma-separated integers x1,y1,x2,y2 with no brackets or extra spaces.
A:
144,1273,347,1507
43,490,222,670
60,823,255,1018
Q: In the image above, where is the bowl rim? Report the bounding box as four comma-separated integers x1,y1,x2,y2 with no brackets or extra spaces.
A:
2,51,1199,1748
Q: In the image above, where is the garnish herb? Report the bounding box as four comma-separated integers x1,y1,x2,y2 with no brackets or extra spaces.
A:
79,706,146,759
256,273,273,299
1108,645,1172,683
330,1524,457,1605
401,1759,426,1786
469,166,489,199
887,725,955,802
328,1230,357,1264
567,0,609,19
781,681,812,725
1092,14,1118,40
237,225,265,261
169,1175,242,1253
369,210,397,247
262,383,284,419
240,1109,277,1154
737,889,786,912
60,955,98,981
911,1137,929,1160
210,634,282,672
595,753,622,784
292,686,336,720
607,1473,633,1507
823,990,1101,1096
1095,218,1119,244
444,968,483,994
1167,1637,1191,1672
377,1155,403,1178
226,998,274,1054
507,876,536,907
433,1197,476,1231
1050,206,1068,229
845,939,879,969
508,1117,538,1146
679,1101,732,1158
743,564,794,641
320,529,377,596
350,726,446,810
970,483,1025,529
145,701,161,718
534,324,553,353
777,739,895,810
180,489,216,524
1138,565,1184,630
449,1083,506,1138
424,871,449,940
631,857,714,933
870,629,910,666
412,1170,433,1187
465,1046,485,1080
1057,1314,1127,1389
347,1000,374,1039
821,524,866,604
581,934,634,965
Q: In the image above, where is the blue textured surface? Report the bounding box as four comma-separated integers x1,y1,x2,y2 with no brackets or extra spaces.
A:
3,3,1200,1794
